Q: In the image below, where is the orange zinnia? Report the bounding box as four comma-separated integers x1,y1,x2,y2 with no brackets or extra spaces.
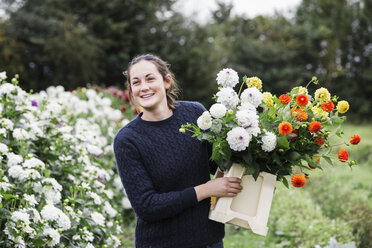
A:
279,94,291,105
338,149,349,162
314,136,325,146
350,134,361,145
291,174,306,187
321,100,335,112
309,121,321,133
296,94,309,107
278,121,293,136
292,109,308,122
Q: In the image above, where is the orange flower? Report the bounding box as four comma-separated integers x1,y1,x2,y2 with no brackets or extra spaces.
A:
289,129,298,141
296,94,309,107
291,174,306,187
338,149,349,162
321,100,335,112
314,136,325,146
292,109,308,122
278,121,293,136
279,94,291,105
309,121,321,133
350,134,361,145
308,155,320,169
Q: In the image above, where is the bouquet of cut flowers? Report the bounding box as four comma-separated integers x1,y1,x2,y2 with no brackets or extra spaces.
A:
181,68,360,188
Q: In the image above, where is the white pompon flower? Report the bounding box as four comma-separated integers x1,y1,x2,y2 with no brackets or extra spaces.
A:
240,87,263,108
0,143,8,154
261,132,277,152
236,110,259,128
238,102,256,112
226,127,251,151
6,152,23,167
245,125,261,137
57,212,71,231
197,111,212,130
91,211,105,226
216,68,239,88
41,204,61,221
11,211,30,227
8,165,27,181
24,194,38,207
87,191,102,205
43,227,60,247
23,157,45,170
216,87,239,110
13,128,30,140
209,103,227,118
1,118,14,130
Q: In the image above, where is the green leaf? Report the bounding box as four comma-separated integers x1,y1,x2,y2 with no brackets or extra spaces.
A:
277,135,290,149
282,176,289,189
2,194,17,200
322,156,334,166
287,151,301,162
303,154,317,168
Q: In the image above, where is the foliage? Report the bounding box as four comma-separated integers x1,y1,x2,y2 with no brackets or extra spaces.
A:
0,73,134,247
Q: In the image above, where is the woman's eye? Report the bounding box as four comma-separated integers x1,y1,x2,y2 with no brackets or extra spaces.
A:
148,78,155,81
132,81,139,85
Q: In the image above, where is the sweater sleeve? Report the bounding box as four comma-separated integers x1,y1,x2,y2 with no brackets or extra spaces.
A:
113,134,198,223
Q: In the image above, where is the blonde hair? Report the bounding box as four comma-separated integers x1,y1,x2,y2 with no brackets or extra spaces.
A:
123,54,180,110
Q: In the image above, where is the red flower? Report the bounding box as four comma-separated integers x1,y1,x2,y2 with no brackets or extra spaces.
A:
350,135,361,145
278,121,293,136
338,149,349,162
321,100,335,112
296,94,309,107
279,94,291,105
314,136,325,146
309,121,321,133
290,129,298,141
291,174,306,187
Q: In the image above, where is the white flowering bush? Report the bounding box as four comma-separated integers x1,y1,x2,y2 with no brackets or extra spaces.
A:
0,72,133,247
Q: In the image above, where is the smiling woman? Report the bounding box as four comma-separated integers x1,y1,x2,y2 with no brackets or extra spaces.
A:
113,54,244,248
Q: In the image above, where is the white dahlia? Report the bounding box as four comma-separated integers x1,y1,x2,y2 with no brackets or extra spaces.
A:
261,132,277,152
216,68,239,88
216,87,239,110
226,127,251,151
236,110,259,128
240,87,263,108
197,111,212,130
209,103,227,118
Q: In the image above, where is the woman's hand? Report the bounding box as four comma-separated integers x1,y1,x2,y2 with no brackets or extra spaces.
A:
194,177,243,202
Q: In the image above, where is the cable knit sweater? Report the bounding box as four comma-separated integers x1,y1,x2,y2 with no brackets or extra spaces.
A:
113,101,224,248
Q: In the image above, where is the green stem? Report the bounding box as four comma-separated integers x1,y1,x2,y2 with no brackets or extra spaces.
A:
237,81,246,98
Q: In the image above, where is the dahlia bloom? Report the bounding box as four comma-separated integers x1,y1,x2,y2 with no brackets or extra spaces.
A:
262,92,274,108
291,174,306,187
291,109,308,122
216,87,239,109
197,111,212,130
314,136,325,146
279,94,291,105
246,77,262,89
338,149,349,162
321,100,334,112
278,121,293,136
209,103,227,118
240,87,263,108
261,132,277,152
336,100,349,114
226,127,251,151
309,121,321,133
314,87,331,102
216,68,239,88
311,106,329,119
350,134,361,145
296,94,309,107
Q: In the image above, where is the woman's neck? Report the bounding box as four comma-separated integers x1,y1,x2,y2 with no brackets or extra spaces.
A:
141,105,173,121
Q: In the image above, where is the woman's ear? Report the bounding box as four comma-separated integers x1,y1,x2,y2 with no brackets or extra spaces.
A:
165,74,172,89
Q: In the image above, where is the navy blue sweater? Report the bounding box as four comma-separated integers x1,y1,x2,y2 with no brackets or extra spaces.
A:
113,101,224,248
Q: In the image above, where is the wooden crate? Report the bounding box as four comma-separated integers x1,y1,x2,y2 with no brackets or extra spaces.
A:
209,163,276,236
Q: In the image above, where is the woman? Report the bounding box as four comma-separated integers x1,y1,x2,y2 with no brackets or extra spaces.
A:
113,54,242,248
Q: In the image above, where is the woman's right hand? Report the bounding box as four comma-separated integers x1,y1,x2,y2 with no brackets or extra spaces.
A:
194,177,243,202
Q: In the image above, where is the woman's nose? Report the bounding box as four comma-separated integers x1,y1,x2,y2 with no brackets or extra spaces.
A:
140,82,149,91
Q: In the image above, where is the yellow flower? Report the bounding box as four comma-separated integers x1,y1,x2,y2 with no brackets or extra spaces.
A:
262,92,273,108
337,100,349,114
314,87,331,102
312,106,329,119
247,77,262,89
292,86,308,95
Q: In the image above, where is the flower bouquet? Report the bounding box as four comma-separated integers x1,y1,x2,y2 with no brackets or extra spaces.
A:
180,68,360,236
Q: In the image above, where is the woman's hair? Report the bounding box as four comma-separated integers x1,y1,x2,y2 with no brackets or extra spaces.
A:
123,54,180,110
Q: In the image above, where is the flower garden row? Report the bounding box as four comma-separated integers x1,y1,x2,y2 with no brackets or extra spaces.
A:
0,72,136,247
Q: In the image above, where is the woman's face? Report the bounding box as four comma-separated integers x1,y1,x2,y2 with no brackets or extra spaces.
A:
129,60,170,112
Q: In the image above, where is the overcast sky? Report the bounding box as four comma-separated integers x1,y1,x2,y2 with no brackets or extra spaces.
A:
174,0,302,22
